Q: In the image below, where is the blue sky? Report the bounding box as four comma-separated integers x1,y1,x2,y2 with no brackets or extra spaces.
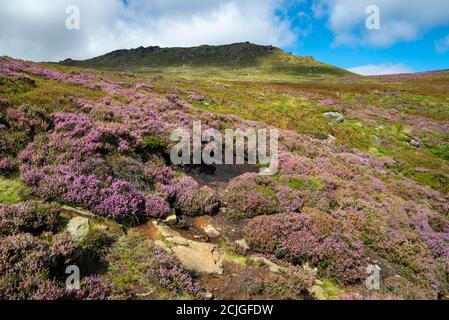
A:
1,0,449,75
279,0,449,74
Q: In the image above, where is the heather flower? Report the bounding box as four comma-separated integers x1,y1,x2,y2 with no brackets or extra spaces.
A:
0,233,55,286
0,157,17,176
0,202,60,236
225,173,302,219
245,212,365,283
79,276,111,300
173,176,219,216
145,194,171,219
146,247,200,295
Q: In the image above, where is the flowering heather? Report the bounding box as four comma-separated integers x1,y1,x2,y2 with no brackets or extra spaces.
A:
78,276,112,300
146,247,200,295
225,173,303,218
245,212,366,283
1,56,449,299
19,113,146,221
0,98,9,108
172,176,220,216
145,194,171,219
0,233,56,299
0,157,17,176
0,202,60,236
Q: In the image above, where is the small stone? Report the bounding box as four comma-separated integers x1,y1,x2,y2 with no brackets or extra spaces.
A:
199,292,214,300
323,112,344,123
410,139,421,148
219,207,227,214
203,224,220,238
164,214,177,224
66,217,90,242
326,135,336,144
371,135,381,144
235,239,249,251
251,256,287,273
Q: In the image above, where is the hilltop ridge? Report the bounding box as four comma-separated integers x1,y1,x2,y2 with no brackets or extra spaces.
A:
60,42,351,78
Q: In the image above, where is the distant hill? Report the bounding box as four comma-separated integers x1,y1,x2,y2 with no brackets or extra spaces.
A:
60,42,351,78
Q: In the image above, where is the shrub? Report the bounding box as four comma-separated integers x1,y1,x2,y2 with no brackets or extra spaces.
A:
0,202,60,236
78,276,112,300
244,212,365,283
0,157,17,176
173,176,219,216
145,194,171,219
142,135,167,152
225,173,302,219
0,98,9,108
0,233,56,299
18,113,148,222
146,247,200,295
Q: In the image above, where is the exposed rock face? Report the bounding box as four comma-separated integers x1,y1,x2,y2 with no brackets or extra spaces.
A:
66,216,90,242
323,112,345,123
172,242,223,275
152,221,223,275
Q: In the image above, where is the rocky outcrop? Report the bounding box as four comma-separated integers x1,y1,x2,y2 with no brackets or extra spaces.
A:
152,221,223,275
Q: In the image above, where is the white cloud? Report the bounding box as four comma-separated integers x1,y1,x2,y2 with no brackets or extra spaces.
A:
436,35,449,54
348,63,414,76
0,0,298,62
313,0,449,48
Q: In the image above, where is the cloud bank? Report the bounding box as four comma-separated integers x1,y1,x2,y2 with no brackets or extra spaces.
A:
0,0,297,62
313,0,449,48
348,63,414,76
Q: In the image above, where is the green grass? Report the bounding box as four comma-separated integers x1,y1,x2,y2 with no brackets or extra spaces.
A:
1,75,104,114
321,279,342,300
0,178,30,204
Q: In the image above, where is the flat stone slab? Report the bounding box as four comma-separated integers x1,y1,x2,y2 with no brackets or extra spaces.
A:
153,221,223,275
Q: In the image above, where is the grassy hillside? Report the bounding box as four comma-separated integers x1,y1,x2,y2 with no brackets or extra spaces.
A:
1,52,449,301
60,42,351,79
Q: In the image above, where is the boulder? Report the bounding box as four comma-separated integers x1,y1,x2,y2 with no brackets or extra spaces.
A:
66,217,90,242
